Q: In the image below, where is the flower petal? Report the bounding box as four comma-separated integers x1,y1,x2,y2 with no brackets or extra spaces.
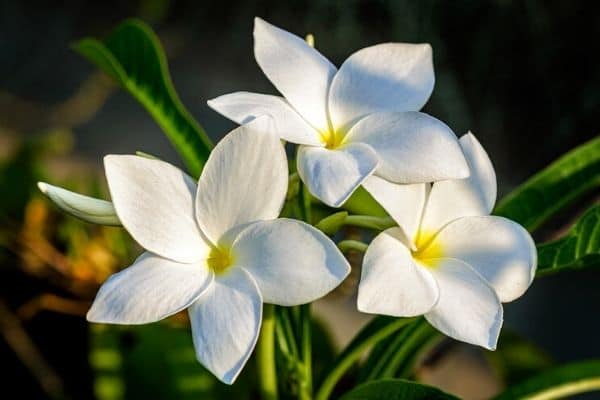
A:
362,176,429,246
424,258,503,350
328,43,434,129
344,112,469,183
297,143,378,207
196,117,288,244
254,17,336,131
420,132,497,233
104,155,210,263
188,267,262,384
207,92,322,146
430,216,537,303
357,228,439,317
232,218,350,306
87,252,212,324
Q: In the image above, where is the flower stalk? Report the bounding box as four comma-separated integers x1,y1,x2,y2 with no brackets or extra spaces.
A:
257,303,278,400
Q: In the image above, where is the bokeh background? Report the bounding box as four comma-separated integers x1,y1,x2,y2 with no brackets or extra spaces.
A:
1,1,599,399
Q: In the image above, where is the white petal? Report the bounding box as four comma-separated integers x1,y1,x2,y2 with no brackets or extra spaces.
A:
188,267,262,384
362,176,429,246
104,155,210,263
328,43,434,129
345,112,469,183
424,258,503,350
232,218,350,306
420,132,497,233
430,216,537,303
297,143,378,207
357,228,439,317
38,182,121,226
87,252,212,324
253,18,336,131
196,117,288,244
207,92,322,146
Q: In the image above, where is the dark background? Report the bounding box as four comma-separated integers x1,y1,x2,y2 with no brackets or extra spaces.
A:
1,0,599,398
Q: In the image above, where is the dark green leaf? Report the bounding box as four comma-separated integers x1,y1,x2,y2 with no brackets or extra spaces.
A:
340,379,460,400
493,360,600,400
495,136,600,231
74,19,212,177
536,204,600,277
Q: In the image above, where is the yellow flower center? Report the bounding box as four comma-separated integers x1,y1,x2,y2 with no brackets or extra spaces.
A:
206,246,235,275
319,128,345,149
411,230,444,268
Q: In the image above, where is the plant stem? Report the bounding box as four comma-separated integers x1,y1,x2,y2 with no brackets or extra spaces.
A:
299,304,312,400
337,239,368,253
257,304,278,400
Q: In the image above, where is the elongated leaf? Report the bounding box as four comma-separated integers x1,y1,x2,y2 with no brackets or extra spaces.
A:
536,204,600,277
74,19,212,177
493,360,600,400
38,182,121,226
340,379,459,400
495,137,600,231
315,317,415,400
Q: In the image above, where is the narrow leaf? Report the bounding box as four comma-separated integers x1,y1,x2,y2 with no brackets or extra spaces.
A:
536,204,600,277
493,360,600,400
495,137,600,231
340,379,459,400
74,19,212,177
38,182,121,226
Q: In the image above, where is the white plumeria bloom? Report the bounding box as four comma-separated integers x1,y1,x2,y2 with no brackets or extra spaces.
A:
86,118,350,384
208,18,469,208
357,133,537,350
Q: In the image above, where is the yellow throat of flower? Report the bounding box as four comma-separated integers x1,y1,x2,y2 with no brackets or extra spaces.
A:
411,230,444,268
319,128,345,149
206,246,235,275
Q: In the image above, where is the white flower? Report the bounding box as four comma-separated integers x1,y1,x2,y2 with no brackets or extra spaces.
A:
357,133,537,350
207,18,469,208
85,118,350,384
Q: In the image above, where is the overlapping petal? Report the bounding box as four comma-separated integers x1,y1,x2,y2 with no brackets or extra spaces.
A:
420,133,496,233
344,112,469,183
195,117,288,243
254,17,336,131
362,176,429,246
429,216,537,302
232,218,350,305
188,267,262,384
424,258,503,350
87,252,213,324
328,43,434,129
357,228,439,317
297,143,378,207
104,155,210,263
207,92,322,146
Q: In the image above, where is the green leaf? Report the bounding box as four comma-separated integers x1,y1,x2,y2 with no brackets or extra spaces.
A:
495,136,600,231
74,19,212,177
493,360,600,400
536,204,600,277
340,379,460,400
315,317,415,400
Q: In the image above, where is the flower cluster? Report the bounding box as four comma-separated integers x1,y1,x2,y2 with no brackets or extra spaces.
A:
39,18,536,384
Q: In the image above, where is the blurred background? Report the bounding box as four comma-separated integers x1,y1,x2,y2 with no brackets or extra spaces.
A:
1,1,598,399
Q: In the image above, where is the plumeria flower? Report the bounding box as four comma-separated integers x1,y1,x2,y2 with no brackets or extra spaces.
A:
208,17,469,208
357,133,537,349
83,118,350,384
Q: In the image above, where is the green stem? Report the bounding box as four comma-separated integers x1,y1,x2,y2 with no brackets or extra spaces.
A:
299,304,313,400
338,240,368,254
257,304,278,400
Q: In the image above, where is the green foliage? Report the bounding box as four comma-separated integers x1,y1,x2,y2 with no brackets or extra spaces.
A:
536,204,600,276
339,379,460,400
342,186,387,217
90,323,253,400
315,317,415,400
495,136,600,231
494,360,600,399
73,19,212,177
